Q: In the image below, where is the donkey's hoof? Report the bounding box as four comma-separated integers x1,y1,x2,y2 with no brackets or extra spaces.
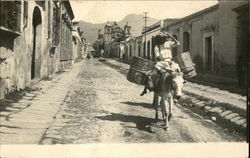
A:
174,99,178,103
163,127,169,131
168,113,172,121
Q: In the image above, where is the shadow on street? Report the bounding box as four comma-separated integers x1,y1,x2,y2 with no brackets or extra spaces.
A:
120,101,154,109
95,112,156,133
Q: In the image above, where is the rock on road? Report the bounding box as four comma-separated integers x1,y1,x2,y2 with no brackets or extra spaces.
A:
41,59,245,144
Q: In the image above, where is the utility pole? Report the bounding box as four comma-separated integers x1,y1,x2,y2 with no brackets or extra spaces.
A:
143,12,148,58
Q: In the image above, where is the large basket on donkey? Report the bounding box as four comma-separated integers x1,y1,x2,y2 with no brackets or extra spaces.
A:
127,56,155,85
173,52,197,79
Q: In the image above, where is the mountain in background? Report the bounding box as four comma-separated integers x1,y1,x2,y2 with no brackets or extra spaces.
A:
78,14,160,43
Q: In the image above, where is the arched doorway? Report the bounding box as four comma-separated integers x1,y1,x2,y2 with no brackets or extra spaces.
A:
138,45,141,57
151,36,155,61
143,41,146,58
129,45,132,57
31,7,42,79
147,40,150,60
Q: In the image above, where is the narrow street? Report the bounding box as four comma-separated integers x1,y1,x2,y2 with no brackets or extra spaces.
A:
39,59,245,144
0,1,248,158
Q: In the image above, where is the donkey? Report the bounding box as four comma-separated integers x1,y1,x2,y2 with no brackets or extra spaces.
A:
152,70,185,130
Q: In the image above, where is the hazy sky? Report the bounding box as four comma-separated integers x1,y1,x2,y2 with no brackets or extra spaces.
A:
71,1,218,24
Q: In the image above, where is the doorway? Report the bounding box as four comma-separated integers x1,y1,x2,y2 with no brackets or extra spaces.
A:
205,36,212,72
143,42,146,58
138,45,141,57
147,40,150,60
151,36,155,61
31,7,42,79
234,5,248,88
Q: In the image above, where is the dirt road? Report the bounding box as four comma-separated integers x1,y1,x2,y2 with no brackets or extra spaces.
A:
41,59,246,144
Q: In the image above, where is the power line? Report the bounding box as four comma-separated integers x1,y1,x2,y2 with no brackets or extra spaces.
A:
142,12,148,31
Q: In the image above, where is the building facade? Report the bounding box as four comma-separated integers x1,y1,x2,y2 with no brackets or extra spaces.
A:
72,22,86,62
99,21,132,57
141,20,164,60
162,1,248,86
218,1,248,87
0,0,81,99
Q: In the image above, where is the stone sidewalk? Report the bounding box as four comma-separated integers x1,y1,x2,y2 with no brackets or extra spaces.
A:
102,58,247,135
0,62,82,144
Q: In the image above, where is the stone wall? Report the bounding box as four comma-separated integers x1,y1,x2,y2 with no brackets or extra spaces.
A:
0,1,76,99
217,1,248,79
0,2,49,99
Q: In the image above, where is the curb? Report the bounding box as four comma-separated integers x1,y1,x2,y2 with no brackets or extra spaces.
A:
179,95,247,135
101,59,247,135
182,90,246,117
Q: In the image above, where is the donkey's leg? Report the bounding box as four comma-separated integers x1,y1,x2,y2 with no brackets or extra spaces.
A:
153,93,159,107
168,95,174,121
140,85,148,96
164,97,170,130
153,93,159,120
160,98,166,120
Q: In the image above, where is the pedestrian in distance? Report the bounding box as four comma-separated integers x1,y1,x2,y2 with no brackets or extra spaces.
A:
87,52,91,60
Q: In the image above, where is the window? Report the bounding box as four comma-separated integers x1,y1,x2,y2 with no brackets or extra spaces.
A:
0,1,21,32
183,32,190,52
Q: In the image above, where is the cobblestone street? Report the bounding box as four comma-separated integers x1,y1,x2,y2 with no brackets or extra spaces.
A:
0,1,249,158
33,59,248,143
0,59,247,144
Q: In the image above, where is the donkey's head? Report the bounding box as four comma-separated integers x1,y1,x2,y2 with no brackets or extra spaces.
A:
168,70,185,100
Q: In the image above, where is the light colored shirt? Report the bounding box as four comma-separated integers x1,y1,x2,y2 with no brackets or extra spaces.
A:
155,41,175,60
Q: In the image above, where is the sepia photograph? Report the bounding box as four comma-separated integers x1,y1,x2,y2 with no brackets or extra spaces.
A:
0,0,249,157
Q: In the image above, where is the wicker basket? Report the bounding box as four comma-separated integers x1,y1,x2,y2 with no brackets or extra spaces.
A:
127,68,147,85
183,69,197,79
131,56,155,71
173,52,197,78
173,52,193,68
127,56,155,85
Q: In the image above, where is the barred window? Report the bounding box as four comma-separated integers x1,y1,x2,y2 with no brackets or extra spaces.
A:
0,1,21,32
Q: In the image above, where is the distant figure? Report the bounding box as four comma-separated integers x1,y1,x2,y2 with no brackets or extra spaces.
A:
87,52,91,60
101,49,104,58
